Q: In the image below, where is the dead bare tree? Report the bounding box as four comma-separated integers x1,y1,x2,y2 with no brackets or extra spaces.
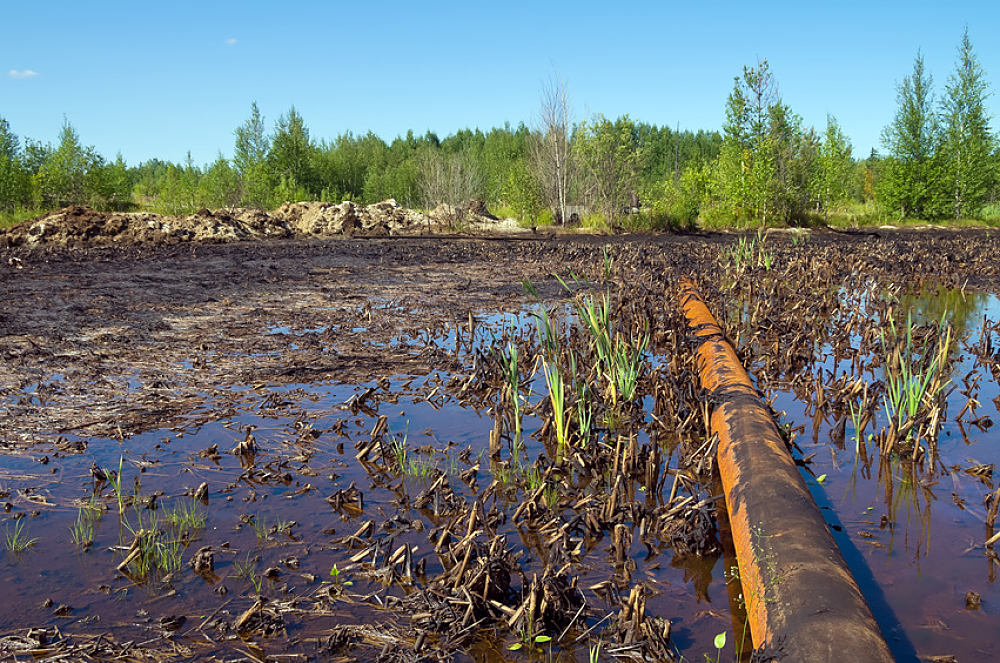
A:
418,148,484,228
531,73,574,224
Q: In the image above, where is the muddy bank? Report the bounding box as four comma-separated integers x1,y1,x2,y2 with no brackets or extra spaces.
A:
3,228,996,442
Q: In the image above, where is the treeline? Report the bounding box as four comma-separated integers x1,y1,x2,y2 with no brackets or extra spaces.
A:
694,28,998,225
1,30,997,227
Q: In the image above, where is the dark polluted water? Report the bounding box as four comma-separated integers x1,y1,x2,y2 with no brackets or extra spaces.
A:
0,302,731,662
768,289,1000,662
1,273,999,663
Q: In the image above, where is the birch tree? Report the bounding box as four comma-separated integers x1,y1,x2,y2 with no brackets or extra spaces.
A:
531,73,574,224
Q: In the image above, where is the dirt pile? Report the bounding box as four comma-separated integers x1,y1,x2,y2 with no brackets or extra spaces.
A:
277,198,430,236
0,198,518,248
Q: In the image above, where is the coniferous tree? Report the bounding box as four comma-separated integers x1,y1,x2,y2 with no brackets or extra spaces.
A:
940,29,995,218
709,59,780,224
818,114,854,221
0,116,30,212
269,106,316,196
34,119,94,208
233,102,273,207
880,52,941,218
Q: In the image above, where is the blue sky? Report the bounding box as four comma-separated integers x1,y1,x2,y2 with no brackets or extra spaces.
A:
2,1,998,167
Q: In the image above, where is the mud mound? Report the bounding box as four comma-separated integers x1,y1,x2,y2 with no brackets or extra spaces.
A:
0,205,292,248
277,198,429,236
0,199,520,248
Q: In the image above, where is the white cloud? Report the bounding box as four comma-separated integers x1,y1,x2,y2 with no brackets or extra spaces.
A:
8,69,38,79
225,38,237,46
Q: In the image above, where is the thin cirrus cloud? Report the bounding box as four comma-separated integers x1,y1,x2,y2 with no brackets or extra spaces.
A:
8,69,38,79
225,38,237,46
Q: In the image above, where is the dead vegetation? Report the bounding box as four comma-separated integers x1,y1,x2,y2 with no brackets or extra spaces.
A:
0,227,999,661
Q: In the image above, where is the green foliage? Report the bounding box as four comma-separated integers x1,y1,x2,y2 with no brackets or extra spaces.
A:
817,114,854,220
5,519,39,554
769,103,820,222
313,130,387,204
71,496,103,548
879,52,944,219
9,37,1000,227
635,165,705,229
636,123,722,185
940,28,995,219
879,311,953,451
705,59,796,225
233,553,264,594
153,156,200,214
272,174,311,205
493,341,526,448
269,106,316,193
574,114,642,225
164,498,207,533
33,119,92,208
198,155,240,209
363,157,419,207
234,102,274,208
541,358,569,456
500,159,544,223
721,228,773,278
0,116,31,213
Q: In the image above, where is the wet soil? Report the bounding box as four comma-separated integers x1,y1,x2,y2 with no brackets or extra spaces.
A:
1,225,999,662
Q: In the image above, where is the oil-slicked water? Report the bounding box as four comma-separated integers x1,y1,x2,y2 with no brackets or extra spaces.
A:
767,291,1000,661
3,231,1000,662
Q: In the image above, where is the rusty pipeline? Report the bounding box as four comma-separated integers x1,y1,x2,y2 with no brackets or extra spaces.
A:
679,278,895,663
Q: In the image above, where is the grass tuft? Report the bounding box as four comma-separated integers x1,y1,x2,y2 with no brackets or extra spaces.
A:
5,519,39,554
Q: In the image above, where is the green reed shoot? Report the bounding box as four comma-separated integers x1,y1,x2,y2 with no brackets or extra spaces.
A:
609,332,648,404
71,496,103,548
233,552,264,594
164,498,207,533
589,640,602,663
5,519,39,554
391,426,437,478
602,244,615,281
534,306,559,360
121,513,182,577
493,342,526,448
108,455,126,515
573,293,615,396
250,514,269,541
880,310,953,450
542,359,570,456
521,277,539,299
571,353,594,445
721,228,773,279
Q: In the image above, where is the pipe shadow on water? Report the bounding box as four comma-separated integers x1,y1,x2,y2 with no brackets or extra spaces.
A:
810,484,920,663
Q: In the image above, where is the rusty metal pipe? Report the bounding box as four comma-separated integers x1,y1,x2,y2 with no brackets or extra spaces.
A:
679,278,895,663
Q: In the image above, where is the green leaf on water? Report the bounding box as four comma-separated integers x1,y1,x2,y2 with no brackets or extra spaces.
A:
817,474,827,485
714,632,727,649
509,643,523,651
535,635,552,643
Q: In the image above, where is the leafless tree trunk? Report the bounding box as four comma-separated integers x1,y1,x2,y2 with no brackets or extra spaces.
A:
531,73,574,224
418,149,483,228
